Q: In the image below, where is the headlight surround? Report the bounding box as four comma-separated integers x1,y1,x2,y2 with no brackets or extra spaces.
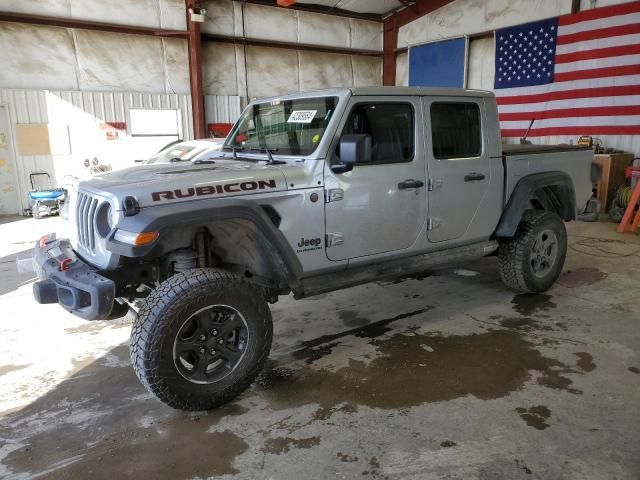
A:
95,202,114,238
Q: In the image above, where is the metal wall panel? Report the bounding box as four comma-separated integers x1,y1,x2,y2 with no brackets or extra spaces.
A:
0,88,199,213
204,95,242,124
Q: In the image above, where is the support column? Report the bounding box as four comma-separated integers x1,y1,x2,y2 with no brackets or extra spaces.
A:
186,0,206,139
383,17,398,86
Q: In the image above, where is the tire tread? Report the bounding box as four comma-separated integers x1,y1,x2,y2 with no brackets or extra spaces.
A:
130,268,271,411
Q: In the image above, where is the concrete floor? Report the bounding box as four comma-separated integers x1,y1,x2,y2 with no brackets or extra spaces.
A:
0,215,638,479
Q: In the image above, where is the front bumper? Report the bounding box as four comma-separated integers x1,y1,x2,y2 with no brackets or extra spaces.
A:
30,234,117,320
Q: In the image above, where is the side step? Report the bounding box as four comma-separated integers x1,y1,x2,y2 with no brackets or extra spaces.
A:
296,241,498,299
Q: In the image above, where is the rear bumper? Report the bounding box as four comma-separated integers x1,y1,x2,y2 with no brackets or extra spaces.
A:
30,234,117,320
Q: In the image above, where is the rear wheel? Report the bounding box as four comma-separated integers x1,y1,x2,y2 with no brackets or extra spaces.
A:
130,268,272,410
498,210,567,293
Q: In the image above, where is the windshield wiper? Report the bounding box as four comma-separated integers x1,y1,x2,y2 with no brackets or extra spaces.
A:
250,147,286,165
221,144,245,160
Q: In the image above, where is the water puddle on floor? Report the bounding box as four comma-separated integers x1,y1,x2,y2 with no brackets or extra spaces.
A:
511,294,557,316
558,267,608,288
258,328,581,413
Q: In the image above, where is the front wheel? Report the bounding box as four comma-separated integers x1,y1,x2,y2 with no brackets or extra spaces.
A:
130,269,272,410
498,210,567,293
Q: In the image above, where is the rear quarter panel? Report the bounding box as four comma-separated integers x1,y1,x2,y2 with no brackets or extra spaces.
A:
504,148,593,213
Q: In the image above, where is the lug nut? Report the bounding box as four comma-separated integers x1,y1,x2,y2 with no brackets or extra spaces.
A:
218,339,224,345
211,329,218,336
198,347,206,354
209,348,216,355
199,334,206,341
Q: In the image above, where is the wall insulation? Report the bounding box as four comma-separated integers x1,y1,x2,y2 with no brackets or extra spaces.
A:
0,22,190,94
0,0,186,29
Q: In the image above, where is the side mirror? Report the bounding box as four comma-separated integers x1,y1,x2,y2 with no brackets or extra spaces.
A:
332,134,371,173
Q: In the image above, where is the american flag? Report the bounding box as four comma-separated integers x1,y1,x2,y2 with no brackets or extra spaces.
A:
494,1,640,138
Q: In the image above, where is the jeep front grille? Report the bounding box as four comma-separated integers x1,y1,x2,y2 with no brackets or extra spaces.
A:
75,191,100,252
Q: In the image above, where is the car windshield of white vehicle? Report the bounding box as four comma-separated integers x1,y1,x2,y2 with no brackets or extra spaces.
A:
146,144,199,164
225,96,338,156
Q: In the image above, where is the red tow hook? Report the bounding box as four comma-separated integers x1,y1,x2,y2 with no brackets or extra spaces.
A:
60,258,74,272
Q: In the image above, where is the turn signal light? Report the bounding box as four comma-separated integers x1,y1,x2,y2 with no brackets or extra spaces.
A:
134,231,159,246
114,229,159,246
39,235,50,248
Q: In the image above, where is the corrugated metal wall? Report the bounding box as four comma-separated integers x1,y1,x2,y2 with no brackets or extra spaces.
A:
204,95,243,124
0,89,51,213
48,90,194,138
0,88,242,214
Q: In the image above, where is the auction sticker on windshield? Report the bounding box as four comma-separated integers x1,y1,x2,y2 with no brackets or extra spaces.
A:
287,110,317,123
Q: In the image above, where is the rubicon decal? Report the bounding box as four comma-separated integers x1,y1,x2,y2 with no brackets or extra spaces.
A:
152,179,277,201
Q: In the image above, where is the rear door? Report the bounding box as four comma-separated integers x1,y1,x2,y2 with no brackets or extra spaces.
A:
424,98,492,243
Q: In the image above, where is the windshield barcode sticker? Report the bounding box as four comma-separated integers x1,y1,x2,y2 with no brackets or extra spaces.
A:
287,110,317,124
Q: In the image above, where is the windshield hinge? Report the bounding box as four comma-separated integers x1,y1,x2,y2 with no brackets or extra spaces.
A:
325,188,344,203
427,217,442,231
427,178,443,191
326,232,344,247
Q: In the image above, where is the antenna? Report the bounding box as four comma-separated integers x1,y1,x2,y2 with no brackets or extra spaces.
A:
520,119,535,145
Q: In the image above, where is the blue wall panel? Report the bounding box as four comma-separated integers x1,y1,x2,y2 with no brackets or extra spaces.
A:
408,38,466,88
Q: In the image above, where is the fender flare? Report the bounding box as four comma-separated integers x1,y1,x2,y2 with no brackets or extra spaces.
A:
106,198,303,288
495,171,576,238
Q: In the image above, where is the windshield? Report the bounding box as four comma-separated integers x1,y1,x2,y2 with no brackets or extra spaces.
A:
146,144,203,164
225,96,338,156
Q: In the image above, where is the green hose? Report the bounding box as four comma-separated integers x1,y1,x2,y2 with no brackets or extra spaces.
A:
616,185,633,209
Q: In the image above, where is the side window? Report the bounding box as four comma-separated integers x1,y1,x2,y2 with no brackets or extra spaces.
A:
430,103,481,159
340,103,414,165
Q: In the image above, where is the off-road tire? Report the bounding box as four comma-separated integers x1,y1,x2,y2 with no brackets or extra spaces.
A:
130,268,272,410
498,210,567,293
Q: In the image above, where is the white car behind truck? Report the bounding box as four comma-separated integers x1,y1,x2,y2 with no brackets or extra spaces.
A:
26,87,596,410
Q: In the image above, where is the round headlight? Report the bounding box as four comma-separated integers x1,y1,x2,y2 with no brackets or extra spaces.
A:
96,203,113,238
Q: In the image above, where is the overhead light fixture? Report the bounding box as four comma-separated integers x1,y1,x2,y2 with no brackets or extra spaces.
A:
189,7,206,22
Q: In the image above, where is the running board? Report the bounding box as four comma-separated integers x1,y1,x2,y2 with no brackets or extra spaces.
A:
295,241,498,299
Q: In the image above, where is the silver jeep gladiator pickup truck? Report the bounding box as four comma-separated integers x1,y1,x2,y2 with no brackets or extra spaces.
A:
28,87,595,410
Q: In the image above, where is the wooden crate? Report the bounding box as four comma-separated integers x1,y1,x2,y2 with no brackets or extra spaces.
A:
593,153,635,212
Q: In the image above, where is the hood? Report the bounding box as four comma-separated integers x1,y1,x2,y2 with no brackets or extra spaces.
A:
80,158,297,209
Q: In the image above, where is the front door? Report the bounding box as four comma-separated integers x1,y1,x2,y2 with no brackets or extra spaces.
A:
0,106,20,215
324,97,427,261
424,98,491,243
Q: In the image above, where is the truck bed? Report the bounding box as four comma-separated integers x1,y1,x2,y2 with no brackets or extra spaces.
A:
501,143,594,214
502,143,591,156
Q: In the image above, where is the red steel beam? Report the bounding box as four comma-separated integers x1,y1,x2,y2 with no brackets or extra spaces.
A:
236,0,383,22
0,11,187,38
185,0,206,139
202,33,382,57
382,0,455,85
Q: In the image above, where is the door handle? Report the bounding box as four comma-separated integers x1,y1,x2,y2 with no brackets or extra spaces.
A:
464,172,486,182
398,179,424,190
